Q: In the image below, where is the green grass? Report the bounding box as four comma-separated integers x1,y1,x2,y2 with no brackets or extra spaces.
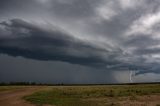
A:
24,84,160,106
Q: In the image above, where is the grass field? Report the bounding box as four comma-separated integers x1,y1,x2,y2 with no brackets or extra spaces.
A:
0,86,26,92
22,84,160,106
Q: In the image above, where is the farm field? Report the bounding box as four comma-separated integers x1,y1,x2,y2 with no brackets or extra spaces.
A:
0,84,160,106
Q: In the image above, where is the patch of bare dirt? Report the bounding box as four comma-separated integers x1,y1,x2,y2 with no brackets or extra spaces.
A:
0,86,53,106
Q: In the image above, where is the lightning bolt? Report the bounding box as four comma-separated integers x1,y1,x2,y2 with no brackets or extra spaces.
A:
130,70,133,83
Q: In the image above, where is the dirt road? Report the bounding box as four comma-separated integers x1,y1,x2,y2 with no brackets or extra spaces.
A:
0,86,47,106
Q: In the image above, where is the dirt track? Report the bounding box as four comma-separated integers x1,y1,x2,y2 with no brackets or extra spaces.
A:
0,87,48,106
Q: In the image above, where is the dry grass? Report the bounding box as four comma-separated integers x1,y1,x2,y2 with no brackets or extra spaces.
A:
23,84,160,106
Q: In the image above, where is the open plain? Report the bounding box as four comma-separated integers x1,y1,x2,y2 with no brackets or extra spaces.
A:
0,84,160,106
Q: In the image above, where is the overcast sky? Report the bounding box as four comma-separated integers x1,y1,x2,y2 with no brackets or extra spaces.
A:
0,0,160,84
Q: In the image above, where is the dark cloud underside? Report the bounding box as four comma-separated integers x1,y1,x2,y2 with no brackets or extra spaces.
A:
0,0,160,83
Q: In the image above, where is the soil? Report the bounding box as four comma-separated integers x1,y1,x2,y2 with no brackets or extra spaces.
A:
0,86,52,106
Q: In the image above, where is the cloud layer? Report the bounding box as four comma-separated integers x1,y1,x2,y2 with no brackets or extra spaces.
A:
1,0,160,83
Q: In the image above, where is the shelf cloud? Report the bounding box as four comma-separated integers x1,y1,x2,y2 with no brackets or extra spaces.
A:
0,0,160,83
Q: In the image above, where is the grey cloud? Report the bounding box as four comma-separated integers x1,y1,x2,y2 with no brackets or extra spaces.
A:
1,17,160,76
1,0,160,83
0,18,148,73
0,18,111,68
49,0,100,19
134,48,160,55
0,54,116,84
125,35,160,48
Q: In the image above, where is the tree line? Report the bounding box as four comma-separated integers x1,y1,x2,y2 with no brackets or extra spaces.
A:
0,82,64,86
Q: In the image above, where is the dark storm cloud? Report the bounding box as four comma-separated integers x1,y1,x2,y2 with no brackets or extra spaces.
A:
0,18,150,73
0,55,116,84
0,0,160,83
0,19,111,67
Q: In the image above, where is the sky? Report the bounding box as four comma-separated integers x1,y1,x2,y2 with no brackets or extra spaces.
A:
0,0,160,84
